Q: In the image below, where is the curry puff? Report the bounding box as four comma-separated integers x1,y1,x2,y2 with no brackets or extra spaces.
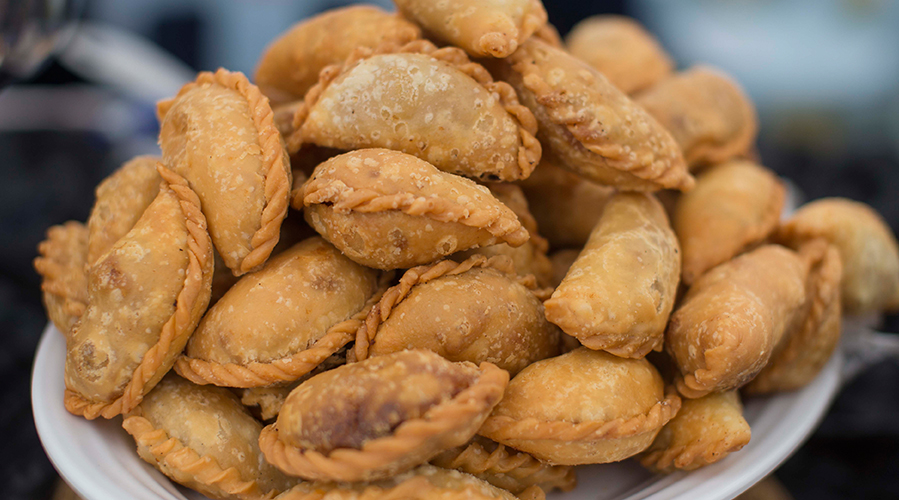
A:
298,149,529,270
666,245,807,398
122,374,296,499
34,221,89,336
500,38,692,192
64,167,213,419
479,348,680,465
175,237,382,388
288,40,541,181
354,255,559,375
158,68,291,276
258,350,508,482
545,193,680,358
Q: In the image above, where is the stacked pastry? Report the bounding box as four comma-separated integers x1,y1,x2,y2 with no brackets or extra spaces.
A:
34,2,899,499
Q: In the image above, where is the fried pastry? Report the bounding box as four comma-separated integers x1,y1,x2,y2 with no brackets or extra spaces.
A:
392,0,548,58
640,390,750,472
354,255,559,375
254,6,421,105
34,221,89,336
666,245,807,398
674,160,785,285
545,193,680,358
479,348,681,465
777,197,899,313
289,40,540,181
500,38,692,192
635,67,758,168
122,374,295,499
549,249,580,289
158,68,291,276
565,15,673,95
299,149,529,270
64,167,213,419
175,237,382,388
258,350,508,481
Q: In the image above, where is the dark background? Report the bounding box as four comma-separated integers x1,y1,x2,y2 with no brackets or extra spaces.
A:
2,1,898,499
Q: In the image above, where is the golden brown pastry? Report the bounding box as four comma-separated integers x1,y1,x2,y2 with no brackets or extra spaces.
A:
666,245,807,398
355,255,559,375
122,374,295,499
299,149,529,270
640,390,750,472
777,197,899,313
289,41,540,181
500,38,692,192
545,193,680,358
548,249,581,289
258,350,508,482
158,68,291,276
34,222,89,336
254,6,421,105
479,348,680,465
565,15,674,95
392,0,548,58
635,67,758,168
175,237,382,388
674,160,785,285
64,167,213,419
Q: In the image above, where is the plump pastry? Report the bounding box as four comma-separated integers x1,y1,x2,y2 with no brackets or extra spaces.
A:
666,245,807,398
545,193,680,358
640,390,750,472
565,15,673,95
64,167,213,419
86,155,161,264
254,5,421,105
288,40,540,181
479,347,681,465
635,67,758,169
548,249,581,289
354,255,559,375
122,374,295,499
258,350,508,482
777,197,899,313
392,0,548,58
431,436,576,494
500,38,692,192
34,221,89,336
674,160,785,284
746,240,842,393
298,149,529,270
175,237,382,388
158,68,291,276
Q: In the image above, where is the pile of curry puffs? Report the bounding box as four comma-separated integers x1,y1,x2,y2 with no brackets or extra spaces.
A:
34,2,899,499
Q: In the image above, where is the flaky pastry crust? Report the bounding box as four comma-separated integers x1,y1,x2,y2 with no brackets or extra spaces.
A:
34,221,89,336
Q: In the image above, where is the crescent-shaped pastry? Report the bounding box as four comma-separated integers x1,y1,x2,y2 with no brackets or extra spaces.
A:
258,350,508,482
299,149,529,270
158,68,291,276
500,38,693,192
64,166,213,419
549,249,580,289
34,221,89,336
479,347,681,465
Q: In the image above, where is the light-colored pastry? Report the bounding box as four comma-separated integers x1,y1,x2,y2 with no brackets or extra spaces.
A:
34,221,89,337
549,249,581,290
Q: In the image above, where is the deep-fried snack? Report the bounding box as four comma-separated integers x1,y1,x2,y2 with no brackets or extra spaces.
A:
300,149,529,270
122,374,295,499
158,68,291,276
674,160,785,285
533,22,563,48
635,67,758,168
549,249,580,289
501,38,692,192
258,350,508,481
566,15,673,95
254,6,421,105
640,390,750,472
777,197,899,313
666,245,806,398
392,0,548,58
545,193,680,358
479,348,680,465
64,167,213,419
34,221,89,336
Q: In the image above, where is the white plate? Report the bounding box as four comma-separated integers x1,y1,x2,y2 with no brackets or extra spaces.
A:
32,323,841,500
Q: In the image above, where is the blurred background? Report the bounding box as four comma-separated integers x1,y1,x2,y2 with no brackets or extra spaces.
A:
2,0,898,499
